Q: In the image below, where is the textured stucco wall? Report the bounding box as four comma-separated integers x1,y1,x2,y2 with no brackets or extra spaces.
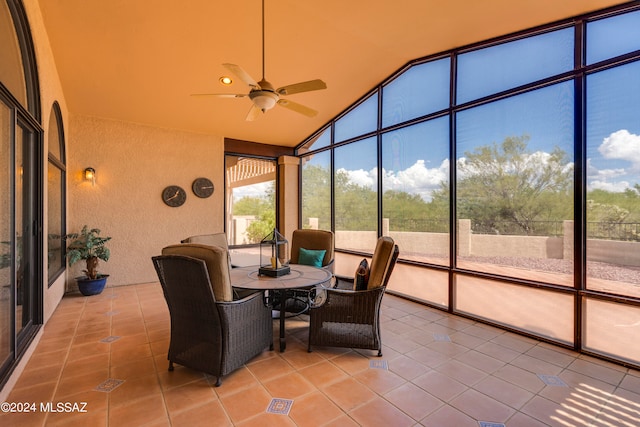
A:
67,115,225,288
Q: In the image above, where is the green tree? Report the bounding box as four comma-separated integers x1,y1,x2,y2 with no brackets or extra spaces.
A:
383,190,448,232
245,209,275,243
587,187,640,223
586,186,640,241
301,164,331,229
233,182,275,243
434,135,573,235
334,169,377,230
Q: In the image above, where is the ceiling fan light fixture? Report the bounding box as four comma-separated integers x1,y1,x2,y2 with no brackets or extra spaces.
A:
249,91,278,111
219,76,233,85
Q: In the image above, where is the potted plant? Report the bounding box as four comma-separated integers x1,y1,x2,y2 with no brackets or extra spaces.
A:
65,225,111,296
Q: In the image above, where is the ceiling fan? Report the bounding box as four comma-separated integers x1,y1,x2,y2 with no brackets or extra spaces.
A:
192,0,327,121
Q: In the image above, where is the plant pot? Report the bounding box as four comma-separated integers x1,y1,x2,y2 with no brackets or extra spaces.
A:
76,275,109,296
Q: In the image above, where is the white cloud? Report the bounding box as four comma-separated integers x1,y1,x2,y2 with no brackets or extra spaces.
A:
383,159,449,201
338,167,377,189
588,180,631,193
233,181,271,199
337,159,450,202
598,129,640,170
587,165,627,180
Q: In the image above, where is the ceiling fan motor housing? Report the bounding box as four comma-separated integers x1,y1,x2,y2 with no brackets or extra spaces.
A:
249,79,279,111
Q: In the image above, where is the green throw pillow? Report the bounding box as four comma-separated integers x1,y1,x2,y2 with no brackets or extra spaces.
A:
298,248,326,267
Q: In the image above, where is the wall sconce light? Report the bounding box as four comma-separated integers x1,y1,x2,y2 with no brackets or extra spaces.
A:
84,167,96,186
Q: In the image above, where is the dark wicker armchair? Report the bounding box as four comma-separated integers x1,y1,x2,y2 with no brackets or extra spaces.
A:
152,247,272,386
307,236,399,356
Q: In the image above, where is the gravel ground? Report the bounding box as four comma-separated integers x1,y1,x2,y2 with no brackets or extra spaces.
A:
459,255,640,284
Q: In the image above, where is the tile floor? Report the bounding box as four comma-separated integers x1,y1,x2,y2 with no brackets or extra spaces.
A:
2,282,640,426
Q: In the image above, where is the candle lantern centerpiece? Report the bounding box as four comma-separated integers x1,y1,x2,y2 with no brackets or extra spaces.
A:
259,228,290,277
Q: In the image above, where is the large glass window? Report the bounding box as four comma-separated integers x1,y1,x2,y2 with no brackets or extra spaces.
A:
47,103,65,284
457,28,574,104
301,150,331,231
382,117,450,265
0,101,11,375
298,126,330,154
334,94,378,143
297,2,640,369
587,9,640,65
0,0,43,387
586,61,640,297
382,58,450,128
225,156,276,246
456,83,574,285
0,0,26,105
334,137,378,251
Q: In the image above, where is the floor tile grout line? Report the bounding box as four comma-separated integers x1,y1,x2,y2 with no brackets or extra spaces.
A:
40,294,89,427
134,285,173,427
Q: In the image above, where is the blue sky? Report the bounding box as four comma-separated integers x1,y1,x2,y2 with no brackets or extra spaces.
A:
586,60,640,193
286,11,640,204
334,56,640,202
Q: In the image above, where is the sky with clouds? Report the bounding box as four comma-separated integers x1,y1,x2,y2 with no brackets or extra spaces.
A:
588,129,640,193
336,125,640,203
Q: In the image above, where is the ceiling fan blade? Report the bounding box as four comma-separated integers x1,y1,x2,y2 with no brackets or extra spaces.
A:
276,99,318,117
276,79,327,95
223,63,260,89
190,93,247,98
245,104,263,121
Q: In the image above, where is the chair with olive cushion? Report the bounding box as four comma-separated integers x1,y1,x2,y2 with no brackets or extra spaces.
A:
281,229,335,314
307,236,399,356
152,243,272,386
179,234,259,298
289,229,335,273
181,233,234,268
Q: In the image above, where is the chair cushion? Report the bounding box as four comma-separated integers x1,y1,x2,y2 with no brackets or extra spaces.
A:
367,237,396,289
162,243,233,302
289,229,334,267
181,233,233,270
298,248,326,267
353,258,369,291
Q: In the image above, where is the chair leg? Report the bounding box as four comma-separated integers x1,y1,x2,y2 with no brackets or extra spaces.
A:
215,377,221,387
377,349,382,357
168,361,174,371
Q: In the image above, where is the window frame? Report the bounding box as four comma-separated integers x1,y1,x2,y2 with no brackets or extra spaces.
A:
47,101,66,286
295,1,640,370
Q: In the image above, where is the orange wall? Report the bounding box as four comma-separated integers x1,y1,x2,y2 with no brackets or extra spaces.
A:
67,115,226,288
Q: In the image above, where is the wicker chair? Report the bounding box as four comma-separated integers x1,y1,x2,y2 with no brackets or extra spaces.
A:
278,229,335,315
181,232,234,268
289,229,335,273
307,236,399,356
152,247,272,386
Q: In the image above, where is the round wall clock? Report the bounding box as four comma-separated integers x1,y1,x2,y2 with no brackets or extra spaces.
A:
192,177,214,198
162,185,187,207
